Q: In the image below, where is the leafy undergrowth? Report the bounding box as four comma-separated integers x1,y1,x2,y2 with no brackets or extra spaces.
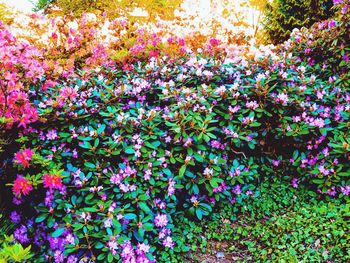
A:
179,178,350,262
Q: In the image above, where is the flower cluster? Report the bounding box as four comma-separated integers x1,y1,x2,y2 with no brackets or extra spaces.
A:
12,176,33,197
14,148,34,168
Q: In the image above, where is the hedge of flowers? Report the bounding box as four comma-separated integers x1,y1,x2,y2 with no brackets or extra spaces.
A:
0,0,349,262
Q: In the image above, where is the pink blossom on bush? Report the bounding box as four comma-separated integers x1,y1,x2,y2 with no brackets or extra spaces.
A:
14,148,34,168
154,213,168,228
43,174,63,191
12,176,33,197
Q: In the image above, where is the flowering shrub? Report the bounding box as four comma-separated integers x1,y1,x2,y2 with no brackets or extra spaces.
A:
0,21,45,129
6,44,348,260
0,1,349,262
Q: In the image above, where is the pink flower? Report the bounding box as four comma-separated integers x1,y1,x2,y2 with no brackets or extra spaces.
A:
47,129,58,140
137,243,150,254
209,38,220,46
291,178,299,188
43,174,63,191
277,93,289,104
13,176,33,197
162,236,175,248
340,186,350,196
154,213,168,228
14,148,34,168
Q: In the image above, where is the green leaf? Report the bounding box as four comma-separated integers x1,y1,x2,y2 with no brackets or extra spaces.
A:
108,253,113,262
194,153,203,162
195,209,203,220
124,213,137,220
52,227,65,238
145,141,157,150
84,162,95,169
209,179,218,188
97,124,106,135
143,223,154,231
200,203,212,212
35,214,47,223
139,202,151,213
80,141,92,149
163,169,172,176
125,147,135,154
94,138,100,147
179,165,186,178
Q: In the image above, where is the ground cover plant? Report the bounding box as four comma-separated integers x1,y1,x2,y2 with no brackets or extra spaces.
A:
0,0,349,262
181,177,350,262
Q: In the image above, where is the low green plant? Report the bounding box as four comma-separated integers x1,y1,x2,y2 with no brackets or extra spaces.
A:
180,178,350,262
0,235,33,263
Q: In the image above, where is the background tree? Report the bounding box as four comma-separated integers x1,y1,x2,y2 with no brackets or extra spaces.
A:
0,2,14,24
35,0,183,21
263,0,335,44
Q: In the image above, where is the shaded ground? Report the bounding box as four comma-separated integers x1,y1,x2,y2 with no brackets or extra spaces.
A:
179,179,349,262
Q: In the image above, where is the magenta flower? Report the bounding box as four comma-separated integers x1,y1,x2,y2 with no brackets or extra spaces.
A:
43,174,63,191
14,148,34,168
12,176,33,197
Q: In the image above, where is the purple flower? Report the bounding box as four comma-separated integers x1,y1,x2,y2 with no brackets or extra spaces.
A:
108,240,118,256
121,240,136,261
232,185,241,195
14,225,29,244
272,160,281,167
47,129,58,140
291,178,299,188
154,214,168,228
277,93,289,104
210,140,222,149
48,237,65,251
65,234,75,245
137,243,150,254
327,187,337,197
54,250,64,263
246,190,253,196
66,255,78,263
13,197,23,205
340,185,350,196
190,195,198,203
162,236,175,248
328,20,336,28
10,211,21,224
154,214,168,227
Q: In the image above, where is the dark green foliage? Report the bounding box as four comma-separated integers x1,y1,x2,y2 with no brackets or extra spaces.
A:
180,178,350,262
263,0,335,44
34,0,57,12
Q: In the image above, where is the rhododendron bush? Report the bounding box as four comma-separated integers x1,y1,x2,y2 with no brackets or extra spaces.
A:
0,0,349,262
0,21,44,128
